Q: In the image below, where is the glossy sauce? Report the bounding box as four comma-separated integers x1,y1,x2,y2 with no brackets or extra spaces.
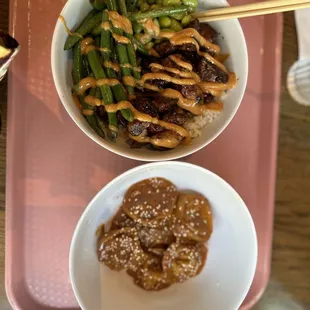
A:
107,10,133,34
59,16,83,38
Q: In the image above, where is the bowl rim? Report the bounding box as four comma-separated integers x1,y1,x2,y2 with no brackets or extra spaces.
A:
69,161,258,310
51,1,248,162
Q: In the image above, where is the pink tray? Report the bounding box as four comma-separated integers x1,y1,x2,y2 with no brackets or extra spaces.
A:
5,0,282,308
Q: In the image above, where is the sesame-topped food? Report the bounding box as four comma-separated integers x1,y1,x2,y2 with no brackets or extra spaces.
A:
110,208,135,229
162,243,207,283
138,225,176,248
96,177,212,291
169,192,213,243
128,252,171,291
97,227,144,271
122,178,178,227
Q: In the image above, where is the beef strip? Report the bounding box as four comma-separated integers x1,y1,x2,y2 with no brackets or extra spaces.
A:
161,54,189,71
140,56,159,72
131,97,158,117
154,41,176,57
187,19,218,43
127,120,149,137
153,96,178,113
173,84,201,100
162,109,188,126
203,92,215,103
197,57,228,83
147,123,165,135
116,111,128,127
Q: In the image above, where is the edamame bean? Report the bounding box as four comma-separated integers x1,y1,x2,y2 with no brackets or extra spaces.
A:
181,14,192,26
140,2,150,11
170,18,183,32
161,28,175,32
159,16,171,28
182,0,198,8
151,4,161,9
163,0,181,6
145,42,154,49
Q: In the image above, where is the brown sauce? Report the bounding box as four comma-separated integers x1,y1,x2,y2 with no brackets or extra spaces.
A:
96,178,212,291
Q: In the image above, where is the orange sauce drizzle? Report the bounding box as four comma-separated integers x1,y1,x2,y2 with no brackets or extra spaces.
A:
59,16,83,38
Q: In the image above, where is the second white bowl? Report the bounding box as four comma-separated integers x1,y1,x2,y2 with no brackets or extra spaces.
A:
69,162,257,310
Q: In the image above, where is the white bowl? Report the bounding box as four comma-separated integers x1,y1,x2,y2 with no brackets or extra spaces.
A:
69,162,257,310
51,0,248,161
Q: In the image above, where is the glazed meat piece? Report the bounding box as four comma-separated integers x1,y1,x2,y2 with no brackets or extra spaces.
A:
151,131,183,149
187,19,218,43
153,96,177,112
146,79,169,89
140,56,159,72
128,120,149,137
197,57,229,83
155,41,176,57
147,123,165,135
203,92,215,103
162,109,188,126
116,111,128,127
161,54,189,71
173,84,200,100
177,43,197,53
131,97,158,117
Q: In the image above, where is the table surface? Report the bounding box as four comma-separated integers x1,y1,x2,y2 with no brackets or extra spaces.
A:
1,2,310,309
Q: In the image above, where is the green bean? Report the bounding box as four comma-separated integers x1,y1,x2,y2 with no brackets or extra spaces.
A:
140,2,150,11
106,0,118,11
132,36,151,55
128,5,188,21
86,49,118,131
182,0,197,8
170,12,185,20
158,16,171,28
156,0,163,4
72,42,83,84
91,24,102,36
162,0,180,6
73,42,105,138
147,0,156,4
125,34,141,80
170,18,183,31
127,0,138,12
64,11,102,50
83,56,92,77
89,0,106,10
181,14,192,26
132,22,144,34
101,12,133,121
118,0,128,15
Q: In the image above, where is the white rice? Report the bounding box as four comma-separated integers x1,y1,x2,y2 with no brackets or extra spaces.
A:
184,110,221,138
